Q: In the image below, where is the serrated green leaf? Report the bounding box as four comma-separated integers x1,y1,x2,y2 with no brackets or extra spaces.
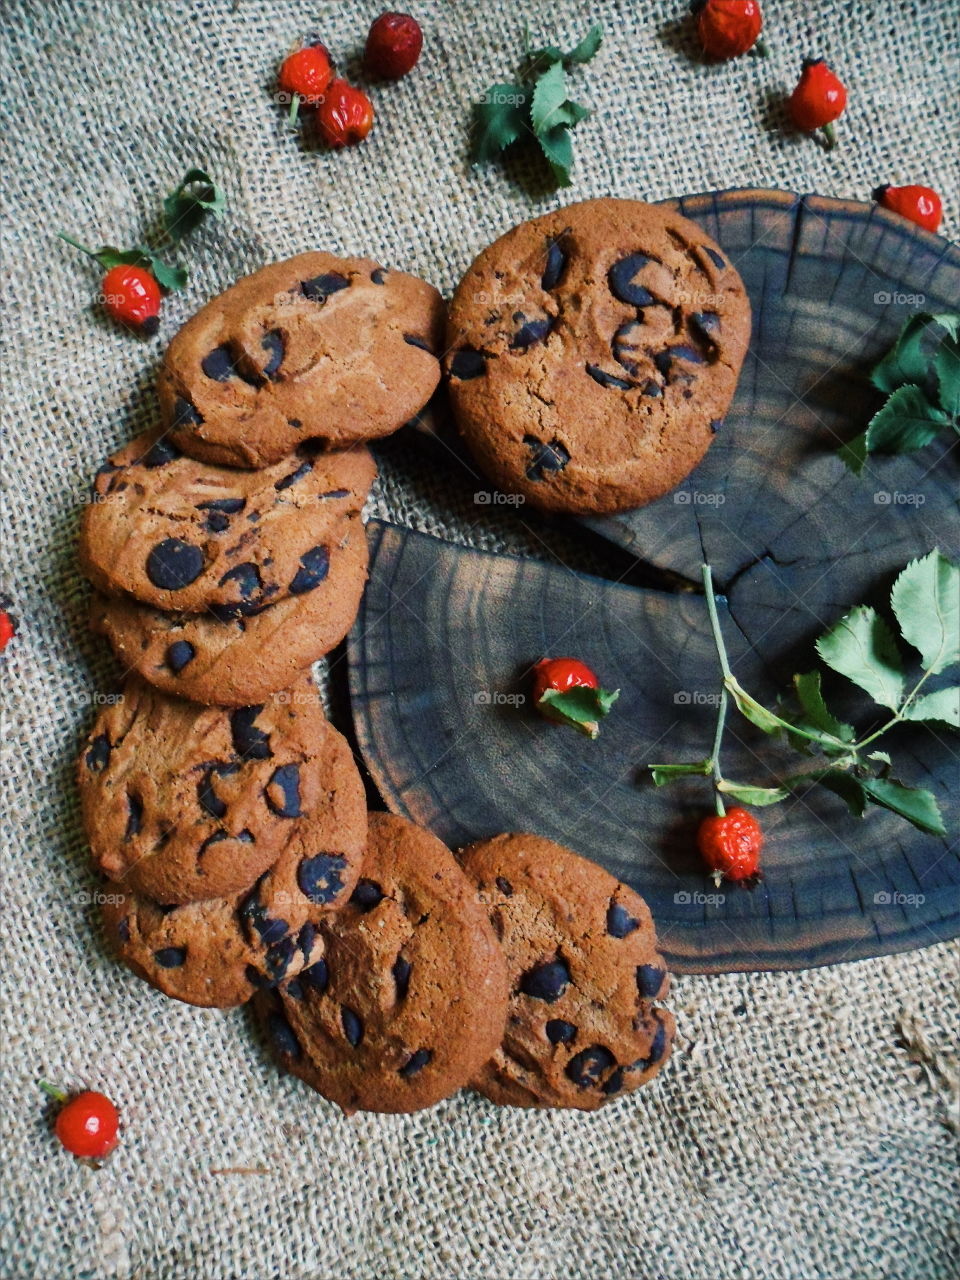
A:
530,61,569,135
902,687,960,727
864,384,948,455
814,769,868,817
163,168,225,244
649,760,712,786
816,606,905,709
859,776,945,836
792,671,855,742
838,429,869,474
890,549,960,674
934,332,960,420
525,45,564,73
535,123,574,187
92,245,155,271
565,24,603,64
538,684,618,736
717,780,789,806
726,678,791,735
870,313,943,395
471,84,530,163
929,313,960,341
148,257,188,292
867,750,892,765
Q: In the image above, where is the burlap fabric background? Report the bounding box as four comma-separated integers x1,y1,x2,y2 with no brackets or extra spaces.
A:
2,1,958,1277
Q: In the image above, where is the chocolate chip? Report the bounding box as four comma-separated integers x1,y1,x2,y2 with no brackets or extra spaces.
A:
85,733,111,772
297,853,348,905
392,955,411,999
154,946,187,968
265,763,301,818
637,964,665,999
607,902,640,938
197,768,227,819
371,268,387,284
541,239,568,291
146,539,205,591
297,922,316,959
703,246,726,271
399,1049,432,1077
264,935,296,983
612,321,643,376
172,396,203,428
267,1010,301,1058
301,957,329,992
519,958,571,1003
275,459,313,491
165,640,195,673
510,315,553,348
608,254,655,306
546,1019,577,1044
690,311,721,342
261,329,284,379
351,879,384,911
124,792,143,840
230,706,271,759
449,348,488,380
300,273,350,302
403,334,435,353
523,435,571,481
653,351,673,378
565,1045,616,1088
201,345,237,381
197,497,245,533
602,1068,625,1095
586,364,634,391
289,545,330,595
646,1019,668,1064
245,965,273,989
642,381,662,396
341,1006,363,1047
287,419,302,429
116,915,131,942
667,344,706,365
710,418,722,434
214,563,263,616
197,829,250,860
320,487,350,499
140,437,180,467
495,876,513,896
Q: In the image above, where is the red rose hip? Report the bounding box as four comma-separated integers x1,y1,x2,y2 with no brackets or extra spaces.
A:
695,0,764,60
364,11,423,79
315,80,375,147
788,57,847,149
697,807,763,883
278,42,334,107
873,184,943,233
46,1087,120,1160
101,264,161,334
531,657,619,739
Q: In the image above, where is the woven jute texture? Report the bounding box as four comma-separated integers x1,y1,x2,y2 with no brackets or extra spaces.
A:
2,1,959,1277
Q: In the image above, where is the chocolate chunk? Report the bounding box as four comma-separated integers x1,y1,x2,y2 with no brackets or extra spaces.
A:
230,706,271,759
690,311,721,343
265,763,301,818
602,1068,625,1095
201,345,237,381
264,936,296,983
341,1006,363,1047
240,881,289,947
510,315,553,349
608,253,655,306
612,321,643,376
541,239,568,291
703,246,726,271
124,792,143,840
297,853,348,905
607,902,640,938
267,1010,301,1058
261,329,284,379
197,497,245,534
297,922,316,959
370,268,387,284
392,955,412,999
301,957,329,992
274,459,313,491
116,915,131,942
524,435,571,481
154,946,187,968
519,958,571,1003
166,640,195,673
289,545,330,595
637,964,665,999
172,396,203,428
300,273,350,302
351,879,385,911
399,1049,432,1077
586,364,634,391
449,348,488,380
140,437,180,468
667,344,706,365
403,334,435,353
710,418,722,434
495,876,513,896
85,734,111,772
146,539,205,590
546,1019,577,1044
197,768,227,819
646,1019,668,1064
565,1045,616,1088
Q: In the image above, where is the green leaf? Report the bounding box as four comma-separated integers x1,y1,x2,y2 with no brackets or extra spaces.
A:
816,606,905,709
471,84,530,162
792,671,855,742
864,384,949,456
551,98,591,129
859,777,945,837
538,684,619,737
530,61,569,135
148,257,188,292
92,244,155,271
564,24,603,64
649,760,712,786
934,331,960,420
902,687,960,727
726,678,791,735
525,45,564,73
716,780,789,806
535,123,574,187
838,429,869,474
890,549,960,674
870,313,951,395
813,769,868,817
162,168,225,244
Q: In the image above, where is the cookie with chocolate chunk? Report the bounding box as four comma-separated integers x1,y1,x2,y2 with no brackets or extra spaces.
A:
77,676,366,907
459,832,674,1109
256,812,509,1114
90,514,368,706
445,198,750,514
80,430,375,614
159,253,445,468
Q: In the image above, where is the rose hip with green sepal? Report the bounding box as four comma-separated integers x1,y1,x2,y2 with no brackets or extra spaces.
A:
788,57,847,149
697,808,763,884
41,1081,120,1161
532,657,619,739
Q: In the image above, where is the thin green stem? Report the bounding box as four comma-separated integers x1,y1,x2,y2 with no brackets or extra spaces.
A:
852,668,935,749
709,688,729,815
57,232,96,258
701,563,733,680
39,1079,66,1102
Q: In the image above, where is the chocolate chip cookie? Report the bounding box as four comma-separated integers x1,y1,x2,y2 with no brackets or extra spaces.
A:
80,430,375,614
77,676,365,906
90,513,368,705
158,253,445,468
256,812,510,1114
445,198,751,514
459,833,674,1109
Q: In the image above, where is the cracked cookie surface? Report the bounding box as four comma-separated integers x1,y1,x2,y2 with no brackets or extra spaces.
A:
80,430,375,614
459,832,675,1109
159,252,445,468
256,812,510,1114
445,198,750,514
